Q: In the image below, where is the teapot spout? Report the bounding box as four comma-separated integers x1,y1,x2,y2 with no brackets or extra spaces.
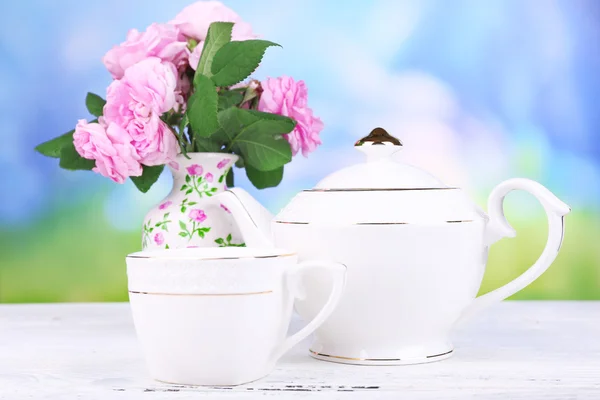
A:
225,188,274,247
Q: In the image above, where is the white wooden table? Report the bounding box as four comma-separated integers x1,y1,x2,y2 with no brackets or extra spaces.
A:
0,302,598,399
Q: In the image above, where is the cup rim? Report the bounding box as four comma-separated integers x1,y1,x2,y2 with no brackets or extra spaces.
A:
127,247,296,261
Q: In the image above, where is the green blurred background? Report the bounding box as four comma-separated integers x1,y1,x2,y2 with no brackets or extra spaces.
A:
1,0,599,302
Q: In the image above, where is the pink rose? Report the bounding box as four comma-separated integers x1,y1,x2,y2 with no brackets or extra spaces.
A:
220,204,231,213
103,57,179,166
154,232,165,245
189,209,207,223
158,201,172,210
258,76,323,157
171,1,257,42
103,23,189,79
217,158,230,169
205,172,213,182
73,119,142,184
186,164,203,176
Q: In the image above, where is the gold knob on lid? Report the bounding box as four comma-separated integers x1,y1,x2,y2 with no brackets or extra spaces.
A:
355,127,402,147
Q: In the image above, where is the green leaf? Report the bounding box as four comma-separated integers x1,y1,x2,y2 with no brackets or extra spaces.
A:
58,143,95,171
187,74,219,138
130,165,164,193
194,22,233,79
85,92,106,117
218,91,244,110
187,202,197,206
179,221,187,230
178,232,188,237
218,108,294,171
185,175,191,183
218,174,225,183
226,233,232,241
186,189,193,195
245,164,284,189
35,130,74,158
195,137,223,152
211,40,281,87
226,168,234,188
178,113,190,158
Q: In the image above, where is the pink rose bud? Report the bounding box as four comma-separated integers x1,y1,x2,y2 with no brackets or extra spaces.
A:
258,76,323,157
186,164,203,176
188,209,207,223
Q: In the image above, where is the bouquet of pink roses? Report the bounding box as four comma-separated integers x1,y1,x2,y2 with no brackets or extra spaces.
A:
35,1,322,192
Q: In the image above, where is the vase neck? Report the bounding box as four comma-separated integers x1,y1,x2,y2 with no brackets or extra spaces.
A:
170,153,236,194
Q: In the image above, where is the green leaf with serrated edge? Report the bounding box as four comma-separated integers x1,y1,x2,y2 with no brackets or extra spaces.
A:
58,143,95,171
179,221,186,230
195,137,223,152
178,113,190,158
211,40,280,87
36,130,75,158
226,168,234,188
245,164,284,189
85,92,106,117
130,165,164,193
194,22,233,80
187,74,219,138
217,108,293,171
218,90,244,110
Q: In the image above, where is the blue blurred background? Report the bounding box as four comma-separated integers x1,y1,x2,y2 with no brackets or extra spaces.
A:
1,0,598,302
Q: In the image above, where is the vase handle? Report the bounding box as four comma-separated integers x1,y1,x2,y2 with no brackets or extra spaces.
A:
457,178,570,326
212,189,274,248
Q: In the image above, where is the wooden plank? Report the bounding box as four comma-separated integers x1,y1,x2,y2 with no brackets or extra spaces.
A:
0,302,598,399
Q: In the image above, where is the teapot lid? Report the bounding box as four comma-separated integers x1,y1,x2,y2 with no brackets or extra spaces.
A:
314,128,445,190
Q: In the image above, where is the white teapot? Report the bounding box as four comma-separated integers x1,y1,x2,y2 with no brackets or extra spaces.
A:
216,127,570,365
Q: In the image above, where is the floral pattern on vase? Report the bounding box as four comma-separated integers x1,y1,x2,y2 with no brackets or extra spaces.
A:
142,153,245,250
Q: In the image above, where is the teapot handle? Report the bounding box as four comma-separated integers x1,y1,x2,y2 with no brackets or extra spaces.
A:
212,189,274,248
457,178,570,326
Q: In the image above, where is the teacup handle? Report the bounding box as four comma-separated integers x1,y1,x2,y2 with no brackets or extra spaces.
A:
268,261,346,365
457,178,570,326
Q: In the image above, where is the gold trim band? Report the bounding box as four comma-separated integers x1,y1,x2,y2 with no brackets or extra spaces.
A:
309,349,453,361
274,220,474,225
127,253,296,260
304,188,457,192
129,290,273,296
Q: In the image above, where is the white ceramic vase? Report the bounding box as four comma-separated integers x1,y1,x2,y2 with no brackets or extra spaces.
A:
142,153,245,250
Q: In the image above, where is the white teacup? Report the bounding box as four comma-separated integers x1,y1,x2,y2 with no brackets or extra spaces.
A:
126,247,346,386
